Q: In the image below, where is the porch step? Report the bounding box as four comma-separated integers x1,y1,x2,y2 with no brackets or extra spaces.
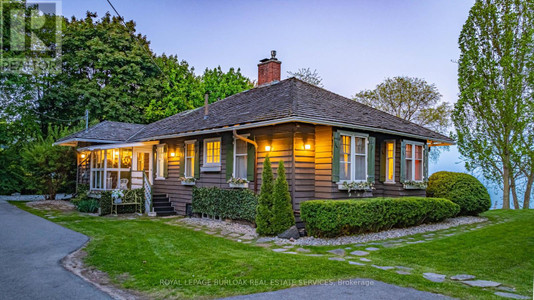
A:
151,194,176,216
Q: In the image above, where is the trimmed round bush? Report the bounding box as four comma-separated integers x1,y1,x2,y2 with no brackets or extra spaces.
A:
300,197,460,237
426,171,490,216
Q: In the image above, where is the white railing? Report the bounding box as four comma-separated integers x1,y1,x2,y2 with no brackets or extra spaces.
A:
143,172,153,214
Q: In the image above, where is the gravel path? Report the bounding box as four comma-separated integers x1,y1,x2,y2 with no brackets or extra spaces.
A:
270,216,487,246
178,217,258,237
178,216,487,247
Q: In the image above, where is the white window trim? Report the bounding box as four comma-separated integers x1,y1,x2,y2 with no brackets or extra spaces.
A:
155,144,166,180
385,140,396,183
404,140,424,182
233,134,249,179
337,132,368,184
202,137,222,172
90,149,132,190
184,140,196,178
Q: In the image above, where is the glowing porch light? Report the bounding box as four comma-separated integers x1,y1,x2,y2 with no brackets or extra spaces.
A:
265,145,271,152
304,144,311,150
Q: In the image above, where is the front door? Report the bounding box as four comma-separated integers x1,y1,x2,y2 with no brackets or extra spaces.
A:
133,148,153,185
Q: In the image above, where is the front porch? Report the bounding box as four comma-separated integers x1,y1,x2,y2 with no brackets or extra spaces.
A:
77,142,158,192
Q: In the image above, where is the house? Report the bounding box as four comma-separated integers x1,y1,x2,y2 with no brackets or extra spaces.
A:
56,51,454,218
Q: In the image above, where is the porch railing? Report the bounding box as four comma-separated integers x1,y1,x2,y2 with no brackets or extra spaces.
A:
143,172,153,214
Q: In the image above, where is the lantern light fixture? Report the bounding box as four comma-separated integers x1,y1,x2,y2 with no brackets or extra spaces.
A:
304,144,311,150
265,145,271,152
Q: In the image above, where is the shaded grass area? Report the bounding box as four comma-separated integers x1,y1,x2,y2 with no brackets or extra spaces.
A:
10,201,533,299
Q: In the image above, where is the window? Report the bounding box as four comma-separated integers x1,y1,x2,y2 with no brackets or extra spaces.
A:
339,132,368,182
155,145,166,179
90,148,132,190
386,141,395,182
234,138,248,179
405,142,424,181
184,141,195,178
203,138,221,166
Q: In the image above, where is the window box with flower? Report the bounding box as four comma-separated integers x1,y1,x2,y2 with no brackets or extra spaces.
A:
180,177,197,186
337,181,374,197
227,177,249,189
402,180,428,189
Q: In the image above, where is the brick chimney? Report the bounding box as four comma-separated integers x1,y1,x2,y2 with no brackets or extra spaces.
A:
257,50,281,86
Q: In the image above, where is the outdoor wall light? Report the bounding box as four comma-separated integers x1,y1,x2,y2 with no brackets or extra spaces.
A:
170,152,176,157
81,154,86,159
304,144,311,150
265,145,271,152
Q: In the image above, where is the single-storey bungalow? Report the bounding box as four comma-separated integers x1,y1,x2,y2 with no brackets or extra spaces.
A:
56,52,454,218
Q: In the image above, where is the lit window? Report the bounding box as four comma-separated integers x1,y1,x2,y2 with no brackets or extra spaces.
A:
386,141,395,182
234,138,248,179
185,142,195,178
156,145,166,179
203,138,221,166
339,133,367,182
405,142,424,182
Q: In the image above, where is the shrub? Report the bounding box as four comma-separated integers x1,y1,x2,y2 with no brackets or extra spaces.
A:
77,199,99,213
427,171,491,216
71,184,90,207
256,156,275,235
300,197,460,237
192,187,258,222
271,160,295,234
99,188,145,215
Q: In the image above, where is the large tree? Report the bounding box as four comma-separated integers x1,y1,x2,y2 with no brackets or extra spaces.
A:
453,0,533,209
353,76,451,134
353,76,452,161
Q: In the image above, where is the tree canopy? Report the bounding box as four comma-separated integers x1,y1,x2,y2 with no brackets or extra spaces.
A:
0,9,253,195
287,68,323,87
454,0,533,209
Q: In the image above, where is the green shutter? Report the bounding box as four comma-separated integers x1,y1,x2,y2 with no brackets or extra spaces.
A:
367,137,376,183
332,131,340,182
400,140,406,183
247,136,255,182
194,141,200,179
379,141,386,182
423,143,429,181
225,135,234,180
163,144,168,178
179,143,185,177
152,145,157,179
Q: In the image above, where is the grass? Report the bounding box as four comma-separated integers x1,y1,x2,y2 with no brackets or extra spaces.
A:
10,201,534,299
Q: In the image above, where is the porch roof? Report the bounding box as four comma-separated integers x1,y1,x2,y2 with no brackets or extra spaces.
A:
77,141,159,152
55,121,146,146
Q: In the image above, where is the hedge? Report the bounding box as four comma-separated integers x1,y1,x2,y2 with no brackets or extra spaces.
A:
426,171,491,216
300,197,460,237
98,188,145,216
192,187,258,223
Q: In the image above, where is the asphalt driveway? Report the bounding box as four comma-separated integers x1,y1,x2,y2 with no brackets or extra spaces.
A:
223,278,452,300
0,200,111,300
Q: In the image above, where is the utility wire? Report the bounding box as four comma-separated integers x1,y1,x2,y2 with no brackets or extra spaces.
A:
105,0,167,78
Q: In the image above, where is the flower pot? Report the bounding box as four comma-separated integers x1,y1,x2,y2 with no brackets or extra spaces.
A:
147,211,157,217
113,198,122,204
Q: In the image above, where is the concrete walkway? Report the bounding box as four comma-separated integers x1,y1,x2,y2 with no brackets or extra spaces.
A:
0,200,111,300
223,278,453,300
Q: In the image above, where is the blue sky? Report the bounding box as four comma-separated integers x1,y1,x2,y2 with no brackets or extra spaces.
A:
61,0,506,205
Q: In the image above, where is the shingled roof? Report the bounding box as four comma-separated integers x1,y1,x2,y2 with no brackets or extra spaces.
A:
128,77,453,143
55,121,146,145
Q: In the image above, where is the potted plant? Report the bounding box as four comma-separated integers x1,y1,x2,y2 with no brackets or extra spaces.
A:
180,177,197,186
402,180,428,189
227,177,249,188
338,181,374,197
111,189,124,204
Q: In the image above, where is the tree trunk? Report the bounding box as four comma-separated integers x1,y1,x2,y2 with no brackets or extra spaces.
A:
510,176,520,210
502,165,510,209
524,172,533,209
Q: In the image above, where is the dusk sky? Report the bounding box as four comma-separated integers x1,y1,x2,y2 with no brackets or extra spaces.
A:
61,0,504,204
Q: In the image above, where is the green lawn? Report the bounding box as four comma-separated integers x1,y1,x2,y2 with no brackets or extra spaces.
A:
10,201,534,299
